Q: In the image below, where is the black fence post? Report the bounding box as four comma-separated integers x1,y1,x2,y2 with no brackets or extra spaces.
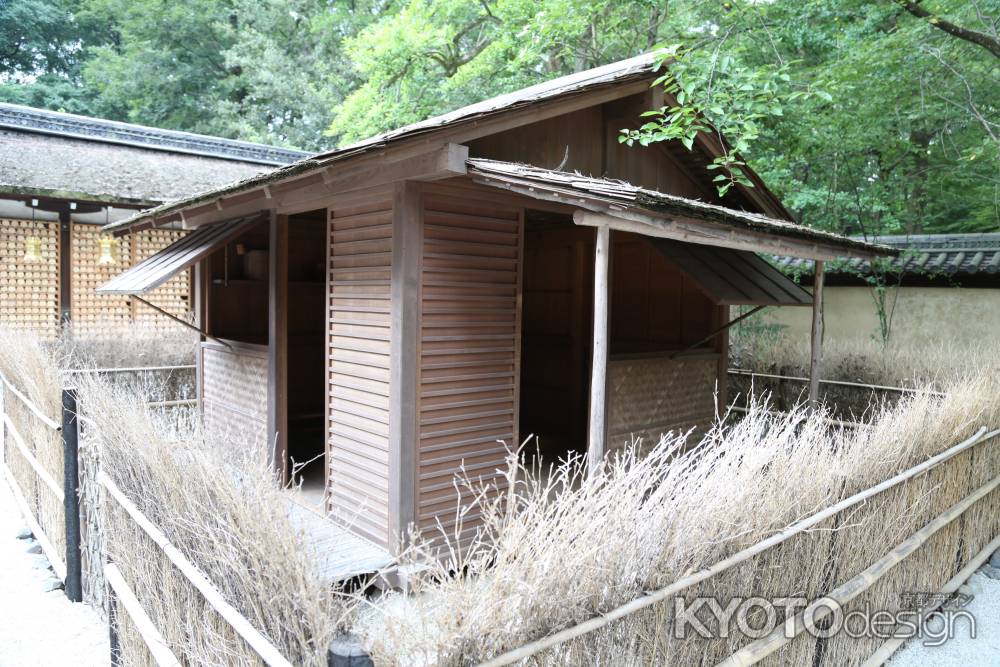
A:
328,634,374,667
61,387,82,602
108,578,121,667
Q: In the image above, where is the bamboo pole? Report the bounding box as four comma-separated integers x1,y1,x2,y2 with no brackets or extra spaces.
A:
715,469,1000,666
808,259,825,405
64,365,196,375
727,369,947,397
476,426,997,667
1,460,67,580
862,531,1000,667
104,563,181,667
587,225,610,475
99,472,293,667
0,373,61,431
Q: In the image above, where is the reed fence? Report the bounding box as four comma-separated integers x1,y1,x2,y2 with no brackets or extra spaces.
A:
0,363,197,608
727,369,946,420
99,471,293,667
478,426,1000,667
0,372,82,600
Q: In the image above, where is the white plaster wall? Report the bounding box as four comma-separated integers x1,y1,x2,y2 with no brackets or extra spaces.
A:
764,286,1000,349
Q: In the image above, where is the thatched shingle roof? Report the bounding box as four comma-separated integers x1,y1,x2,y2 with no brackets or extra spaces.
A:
104,52,666,231
0,103,310,204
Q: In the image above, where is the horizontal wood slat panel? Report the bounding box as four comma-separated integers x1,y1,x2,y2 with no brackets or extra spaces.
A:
327,198,393,549
417,193,523,537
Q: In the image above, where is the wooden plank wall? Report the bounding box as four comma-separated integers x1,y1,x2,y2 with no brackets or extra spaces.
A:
0,218,60,338
610,234,716,354
415,187,523,543
326,193,394,548
201,340,268,453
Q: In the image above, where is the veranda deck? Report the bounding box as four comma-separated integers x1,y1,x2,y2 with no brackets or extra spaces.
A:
286,494,394,583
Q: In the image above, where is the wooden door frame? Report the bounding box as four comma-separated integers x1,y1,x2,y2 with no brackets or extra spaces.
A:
267,211,289,483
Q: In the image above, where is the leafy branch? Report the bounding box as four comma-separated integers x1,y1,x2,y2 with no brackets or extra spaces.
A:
619,45,826,196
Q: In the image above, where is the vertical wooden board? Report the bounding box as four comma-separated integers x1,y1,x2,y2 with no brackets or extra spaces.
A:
0,218,61,338
466,107,604,175
416,189,523,539
327,195,394,548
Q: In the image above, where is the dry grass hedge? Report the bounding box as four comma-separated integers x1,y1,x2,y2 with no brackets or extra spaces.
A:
356,375,1000,666
77,373,348,666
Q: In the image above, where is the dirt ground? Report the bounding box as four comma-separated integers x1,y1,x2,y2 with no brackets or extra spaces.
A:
0,476,107,666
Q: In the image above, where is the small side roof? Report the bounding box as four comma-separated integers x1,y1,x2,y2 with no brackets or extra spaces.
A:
96,214,265,295
467,159,894,261
651,238,812,306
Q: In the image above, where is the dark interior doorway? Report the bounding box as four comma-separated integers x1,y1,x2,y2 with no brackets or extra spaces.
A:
285,209,328,502
519,210,594,463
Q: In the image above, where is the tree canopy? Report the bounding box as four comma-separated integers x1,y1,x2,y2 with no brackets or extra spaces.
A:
1,0,997,235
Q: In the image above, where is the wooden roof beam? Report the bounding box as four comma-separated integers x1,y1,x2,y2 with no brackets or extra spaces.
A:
573,210,878,261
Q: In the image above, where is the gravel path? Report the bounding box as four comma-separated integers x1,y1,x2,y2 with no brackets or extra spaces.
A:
0,476,107,666
888,565,1000,666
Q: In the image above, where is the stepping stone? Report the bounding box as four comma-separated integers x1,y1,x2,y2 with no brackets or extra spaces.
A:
41,577,64,593
24,541,41,555
31,555,51,570
15,527,32,540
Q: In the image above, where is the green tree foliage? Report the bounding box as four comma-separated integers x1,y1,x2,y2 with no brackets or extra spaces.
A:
0,0,997,234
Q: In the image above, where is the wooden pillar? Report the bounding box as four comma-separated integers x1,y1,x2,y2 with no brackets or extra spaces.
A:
808,259,825,405
267,211,289,482
587,225,611,474
388,182,421,553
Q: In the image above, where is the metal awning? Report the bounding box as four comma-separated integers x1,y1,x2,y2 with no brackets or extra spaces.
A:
97,214,265,295
650,238,812,306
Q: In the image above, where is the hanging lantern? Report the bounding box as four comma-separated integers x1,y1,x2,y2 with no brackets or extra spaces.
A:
97,237,118,265
23,237,42,262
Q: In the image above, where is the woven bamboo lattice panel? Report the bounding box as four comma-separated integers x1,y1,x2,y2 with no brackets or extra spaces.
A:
70,223,133,334
607,354,719,449
0,218,60,338
201,343,268,452
129,228,191,324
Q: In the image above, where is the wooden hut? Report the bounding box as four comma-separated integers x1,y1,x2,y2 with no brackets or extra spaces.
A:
0,102,307,337
99,53,892,557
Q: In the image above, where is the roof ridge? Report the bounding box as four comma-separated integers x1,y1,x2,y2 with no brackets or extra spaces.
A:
0,103,311,166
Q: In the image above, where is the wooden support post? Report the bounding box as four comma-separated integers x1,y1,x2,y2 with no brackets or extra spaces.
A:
388,182,420,554
587,225,610,474
61,387,82,602
808,260,825,405
268,212,289,483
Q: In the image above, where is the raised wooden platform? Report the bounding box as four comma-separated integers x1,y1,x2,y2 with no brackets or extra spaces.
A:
285,495,394,583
